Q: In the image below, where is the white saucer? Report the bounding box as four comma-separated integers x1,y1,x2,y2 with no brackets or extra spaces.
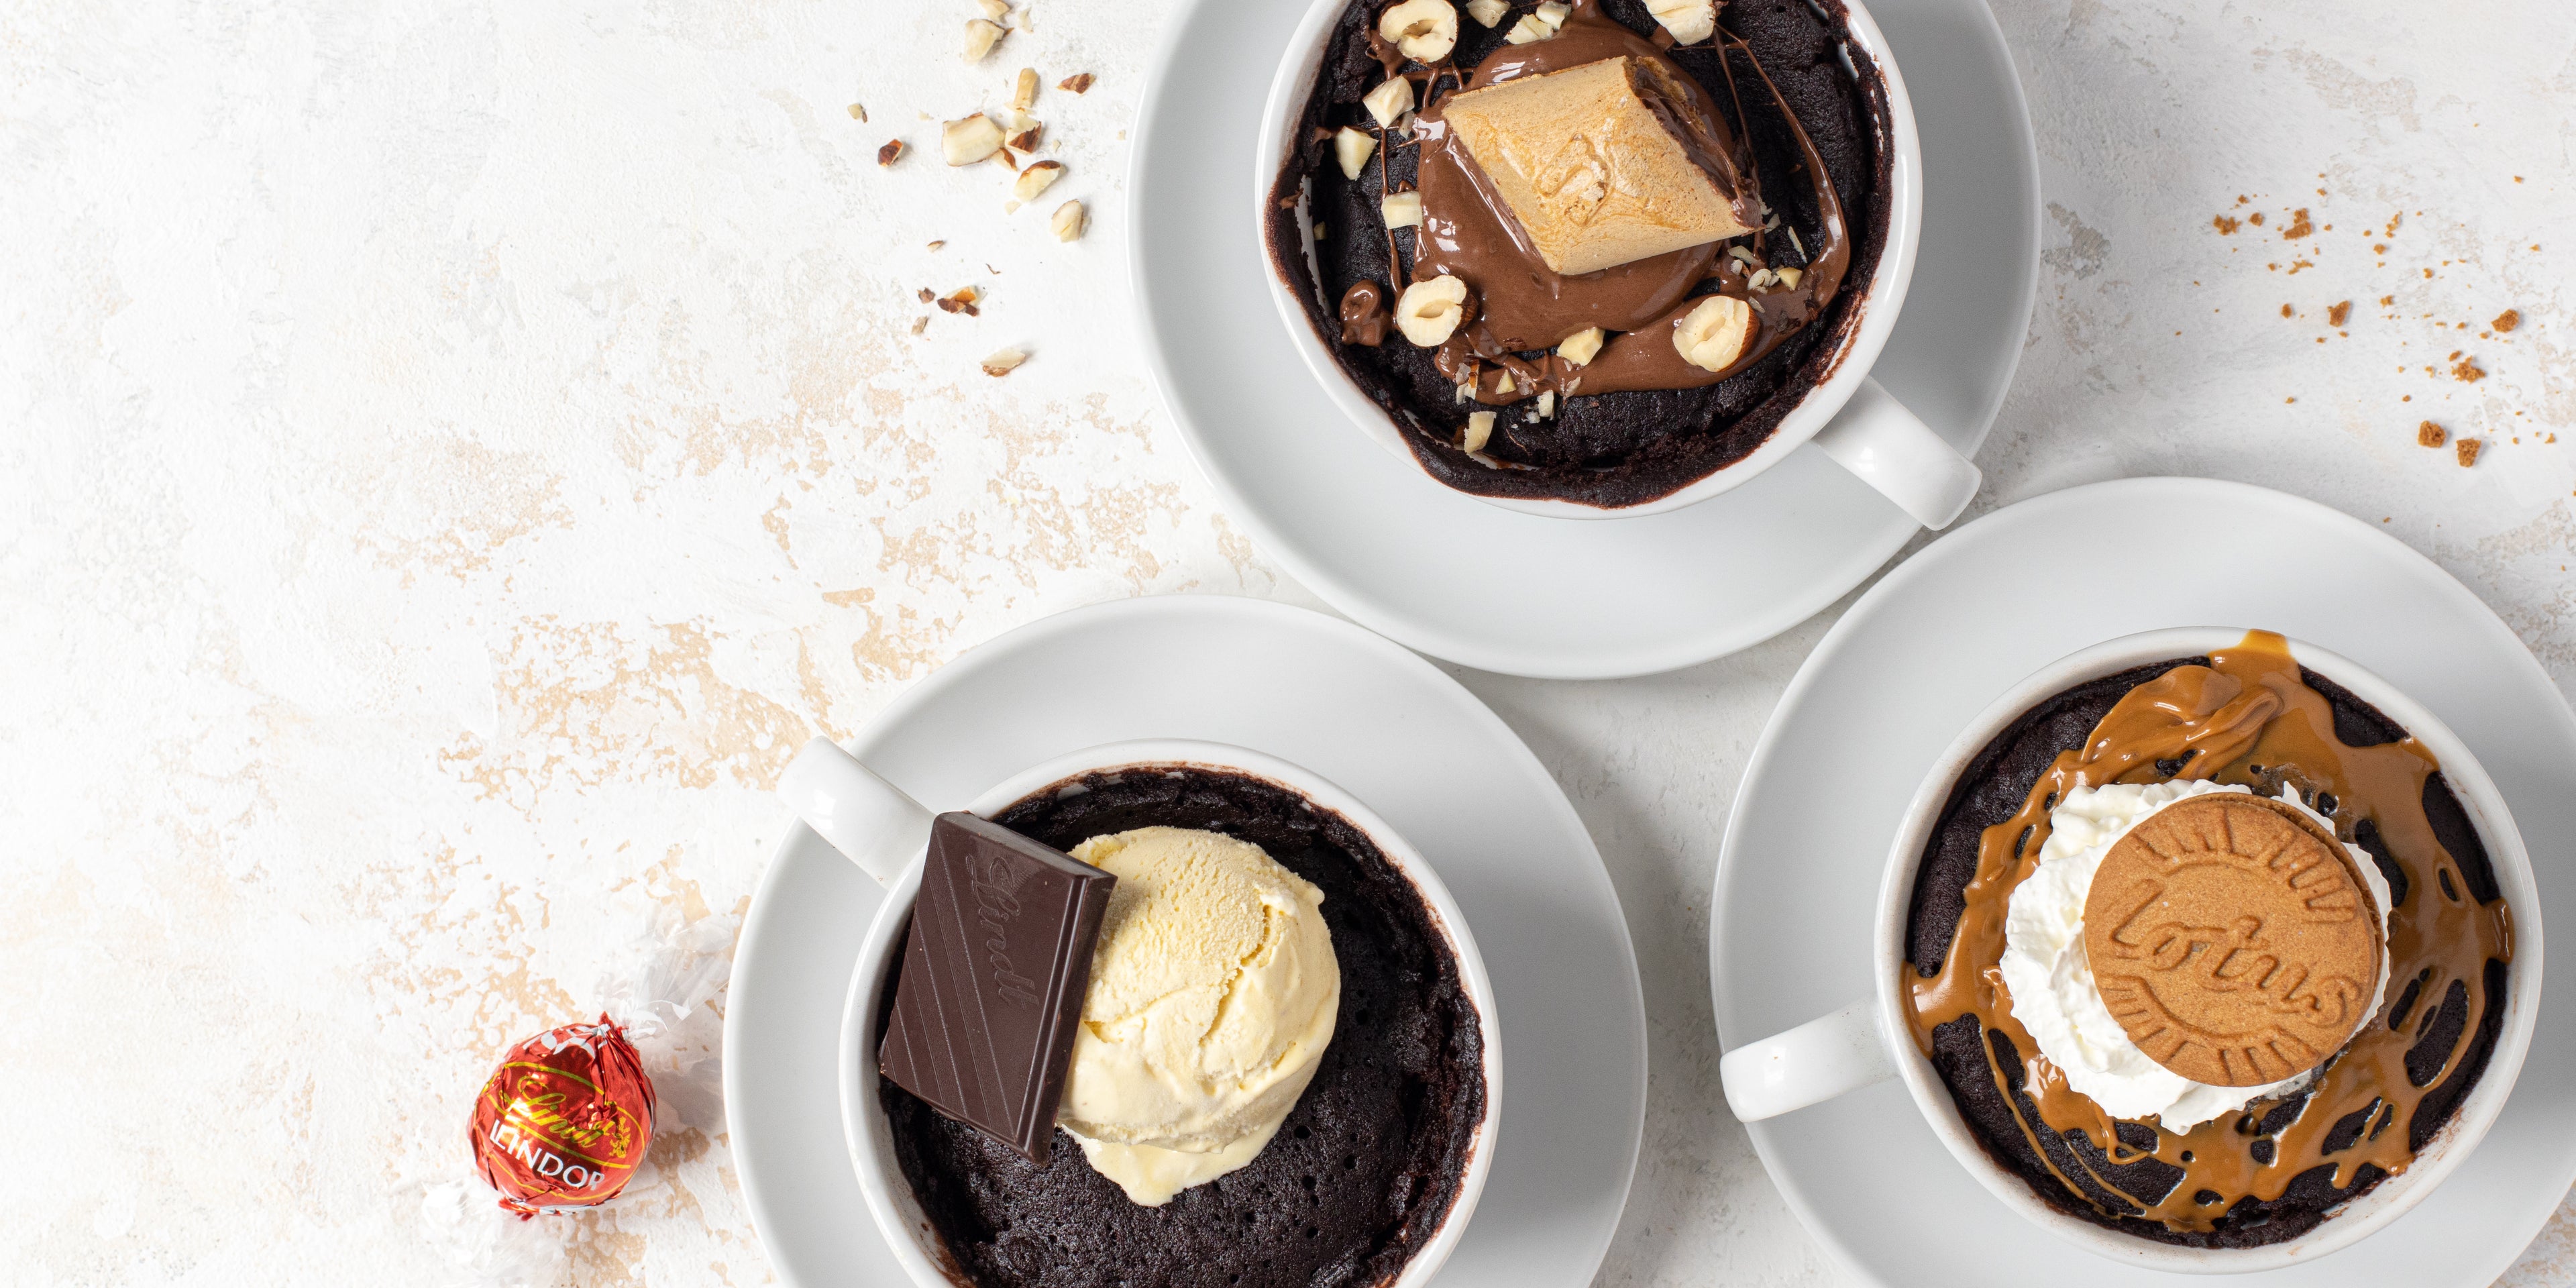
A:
1711,477,2576,1285
1128,0,2038,679
724,596,1646,1287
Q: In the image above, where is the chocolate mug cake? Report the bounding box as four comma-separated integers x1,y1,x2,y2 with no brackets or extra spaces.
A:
1266,0,1894,506
1902,631,2514,1248
879,767,1488,1287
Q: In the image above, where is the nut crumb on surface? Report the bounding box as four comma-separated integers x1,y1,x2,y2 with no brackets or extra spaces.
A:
917,286,935,303
911,317,928,335
2283,209,2313,238
1014,68,1040,111
941,114,1006,165
849,103,868,121
2418,421,2447,448
2494,309,2522,333
1012,160,1065,202
1059,72,1096,93
965,17,1008,62
981,347,1028,376
1051,200,1087,241
927,239,945,250
2327,301,2352,327
2280,304,2294,318
936,286,981,315
2457,438,2482,467
2453,356,2486,382
878,139,907,166
2213,214,2240,234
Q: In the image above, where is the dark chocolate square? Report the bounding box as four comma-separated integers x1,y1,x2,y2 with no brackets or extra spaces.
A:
879,812,1116,1162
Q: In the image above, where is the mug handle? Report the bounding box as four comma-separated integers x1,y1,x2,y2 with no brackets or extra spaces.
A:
1719,998,1898,1122
776,737,934,886
1809,377,1982,530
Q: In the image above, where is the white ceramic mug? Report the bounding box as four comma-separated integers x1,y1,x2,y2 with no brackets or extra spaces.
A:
1715,627,2544,1273
776,735,1504,1288
1255,0,1978,527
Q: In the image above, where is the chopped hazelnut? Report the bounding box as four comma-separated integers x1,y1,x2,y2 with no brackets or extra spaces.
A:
941,115,1006,165
964,17,1008,62
1557,327,1605,366
1646,0,1716,43
1362,77,1415,129
1059,72,1096,94
1464,411,1496,453
1379,0,1459,63
1334,127,1377,181
878,139,908,166
1014,68,1040,111
1674,295,1754,372
981,347,1028,376
1395,275,1471,347
1051,200,1087,241
1012,160,1065,202
1381,191,1424,229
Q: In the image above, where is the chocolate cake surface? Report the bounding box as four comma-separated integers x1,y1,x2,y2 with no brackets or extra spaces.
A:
1904,653,2510,1248
882,767,1487,1287
1267,0,1893,508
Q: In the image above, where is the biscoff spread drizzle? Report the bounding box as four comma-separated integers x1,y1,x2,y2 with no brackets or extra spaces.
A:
1904,631,2512,1233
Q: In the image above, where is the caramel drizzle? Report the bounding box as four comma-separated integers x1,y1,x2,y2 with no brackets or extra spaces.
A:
1903,631,2512,1233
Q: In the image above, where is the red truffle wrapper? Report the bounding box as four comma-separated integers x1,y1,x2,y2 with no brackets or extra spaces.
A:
470,1015,657,1218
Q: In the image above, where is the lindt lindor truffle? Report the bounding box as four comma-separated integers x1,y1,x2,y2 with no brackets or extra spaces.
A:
470,1015,657,1217
879,812,1116,1162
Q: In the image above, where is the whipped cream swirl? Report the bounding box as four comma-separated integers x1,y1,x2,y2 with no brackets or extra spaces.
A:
1998,780,2394,1130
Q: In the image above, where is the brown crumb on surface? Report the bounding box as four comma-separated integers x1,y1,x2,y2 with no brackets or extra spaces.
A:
2494,309,2522,333
2214,215,2241,234
849,103,868,121
878,139,906,166
2418,421,2447,447
2328,301,2353,327
1059,72,1096,93
936,286,981,315
2457,438,2482,467
2251,212,2266,225
928,239,946,250
2281,303,2294,318
911,317,928,335
2453,356,2487,382
2284,209,2314,239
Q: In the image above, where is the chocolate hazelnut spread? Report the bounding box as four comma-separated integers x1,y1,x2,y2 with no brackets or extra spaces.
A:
1340,280,1392,345
1411,4,1853,405
1267,0,1891,508
1905,631,2514,1246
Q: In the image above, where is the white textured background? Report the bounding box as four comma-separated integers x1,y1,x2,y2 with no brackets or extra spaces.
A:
3,0,2570,1284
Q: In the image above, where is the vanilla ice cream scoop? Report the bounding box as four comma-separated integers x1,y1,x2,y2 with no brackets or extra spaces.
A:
1057,826,1340,1205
